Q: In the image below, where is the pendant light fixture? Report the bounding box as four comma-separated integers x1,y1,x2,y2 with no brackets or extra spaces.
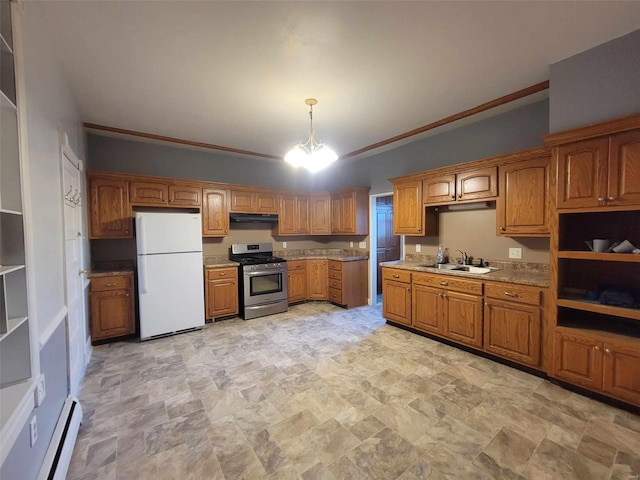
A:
284,98,338,173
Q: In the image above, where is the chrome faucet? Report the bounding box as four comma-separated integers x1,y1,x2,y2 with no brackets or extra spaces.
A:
457,250,468,265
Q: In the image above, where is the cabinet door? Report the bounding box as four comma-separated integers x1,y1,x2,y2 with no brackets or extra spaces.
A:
206,273,238,319
556,138,609,209
296,195,310,234
230,189,255,212
256,192,278,213
444,291,483,348
382,279,412,325
484,299,541,367
602,342,640,406
288,268,307,303
423,175,456,205
340,192,356,234
202,188,229,237
89,177,132,238
130,181,168,205
310,193,331,235
497,157,550,236
279,195,297,235
90,290,134,341
412,284,444,335
457,167,498,202
608,130,640,207
393,180,424,235
169,184,201,206
331,194,343,233
307,259,328,300
552,331,603,390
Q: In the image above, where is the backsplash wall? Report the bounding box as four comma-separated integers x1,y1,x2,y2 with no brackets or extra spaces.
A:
403,207,550,264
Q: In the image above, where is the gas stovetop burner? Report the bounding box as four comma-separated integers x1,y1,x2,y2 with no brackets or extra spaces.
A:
233,256,286,266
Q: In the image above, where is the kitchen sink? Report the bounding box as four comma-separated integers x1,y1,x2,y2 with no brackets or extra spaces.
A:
420,263,499,274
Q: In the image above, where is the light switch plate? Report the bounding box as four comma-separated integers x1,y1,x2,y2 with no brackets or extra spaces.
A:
509,248,522,259
415,244,422,253
359,241,366,249
282,242,287,249
350,242,353,247
34,374,45,407
30,416,38,447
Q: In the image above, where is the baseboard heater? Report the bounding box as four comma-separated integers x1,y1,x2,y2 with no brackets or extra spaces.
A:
37,397,82,480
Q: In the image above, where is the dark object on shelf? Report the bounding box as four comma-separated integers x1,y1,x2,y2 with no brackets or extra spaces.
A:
598,288,637,308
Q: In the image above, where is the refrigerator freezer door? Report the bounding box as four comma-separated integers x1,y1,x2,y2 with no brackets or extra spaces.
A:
138,251,205,339
136,212,203,254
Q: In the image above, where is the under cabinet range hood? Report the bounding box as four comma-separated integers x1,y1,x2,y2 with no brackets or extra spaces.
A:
229,213,279,223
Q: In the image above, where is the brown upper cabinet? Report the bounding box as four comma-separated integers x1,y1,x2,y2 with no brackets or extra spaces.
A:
330,187,369,235
310,192,331,235
168,183,201,206
89,174,132,239
497,156,550,236
392,179,437,236
556,132,640,209
230,188,278,213
202,188,229,237
423,167,497,205
277,194,310,235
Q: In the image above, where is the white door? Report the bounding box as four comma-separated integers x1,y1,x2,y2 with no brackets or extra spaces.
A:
61,144,87,396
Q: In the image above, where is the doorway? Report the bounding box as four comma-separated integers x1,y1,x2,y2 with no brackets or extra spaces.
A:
369,193,401,305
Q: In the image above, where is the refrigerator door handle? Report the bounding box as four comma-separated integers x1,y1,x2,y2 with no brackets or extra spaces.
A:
138,255,148,294
137,215,146,252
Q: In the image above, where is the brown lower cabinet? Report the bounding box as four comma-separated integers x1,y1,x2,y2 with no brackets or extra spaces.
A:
205,267,238,319
382,267,545,369
90,273,135,342
552,328,640,406
307,259,328,300
287,260,308,303
327,259,368,308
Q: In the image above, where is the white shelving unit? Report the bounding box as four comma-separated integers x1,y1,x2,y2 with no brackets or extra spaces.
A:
0,0,34,453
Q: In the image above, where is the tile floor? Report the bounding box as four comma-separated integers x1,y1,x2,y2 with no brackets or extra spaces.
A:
68,302,640,480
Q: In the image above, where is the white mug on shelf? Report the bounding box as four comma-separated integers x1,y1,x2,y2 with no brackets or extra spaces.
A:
592,239,611,252
612,240,636,253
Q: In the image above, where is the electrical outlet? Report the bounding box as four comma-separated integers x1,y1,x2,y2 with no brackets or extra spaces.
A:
509,248,522,259
282,242,287,249
30,416,38,447
350,242,353,247
34,374,46,407
358,241,366,249
415,244,421,253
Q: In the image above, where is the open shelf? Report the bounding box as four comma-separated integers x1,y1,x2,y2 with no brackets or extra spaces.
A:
557,307,640,339
0,316,28,341
558,294,640,321
558,210,639,252
0,265,25,276
557,251,640,263
0,379,32,430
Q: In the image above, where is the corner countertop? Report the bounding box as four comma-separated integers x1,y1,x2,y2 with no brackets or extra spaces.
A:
381,260,549,288
280,253,368,262
204,261,240,268
88,269,134,278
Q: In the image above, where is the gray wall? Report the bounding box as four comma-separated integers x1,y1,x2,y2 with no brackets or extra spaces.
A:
1,323,68,480
1,2,86,478
88,99,549,194
550,29,640,133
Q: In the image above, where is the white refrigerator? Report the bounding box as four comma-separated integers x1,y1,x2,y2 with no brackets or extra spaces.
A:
135,211,205,340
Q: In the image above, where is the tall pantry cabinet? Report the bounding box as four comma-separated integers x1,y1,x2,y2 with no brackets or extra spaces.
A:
0,1,39,453
545,114,640,407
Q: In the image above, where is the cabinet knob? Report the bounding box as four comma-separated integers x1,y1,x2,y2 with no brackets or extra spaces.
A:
608,197,615,201
393,274,400,278
406,287,410,291
485,302,488,307
598,197,605,202
605,348,611,354
440,281,448,286
218,272,226,276
594,345,600,350
499,227,506,231
504,292,517,297
451,195,455,199
457,194,462,199
125,293,130,296
104,283,117,287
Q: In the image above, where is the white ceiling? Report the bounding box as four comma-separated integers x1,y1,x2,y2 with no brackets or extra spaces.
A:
37,1,640,160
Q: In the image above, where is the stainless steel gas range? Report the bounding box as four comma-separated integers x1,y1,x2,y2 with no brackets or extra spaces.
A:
230,243,288,320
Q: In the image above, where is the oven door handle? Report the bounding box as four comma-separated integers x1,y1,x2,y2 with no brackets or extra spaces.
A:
245,269,286,276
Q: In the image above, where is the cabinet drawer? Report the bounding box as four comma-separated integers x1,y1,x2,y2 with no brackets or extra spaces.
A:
328,260,343,272
206,267,237,281
485,282,541,305
90,275,131,292
328,269,343,281
382,269,411,283
328,279,343,291
328,288,343,304
287,260,306,271
413,273,482,295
